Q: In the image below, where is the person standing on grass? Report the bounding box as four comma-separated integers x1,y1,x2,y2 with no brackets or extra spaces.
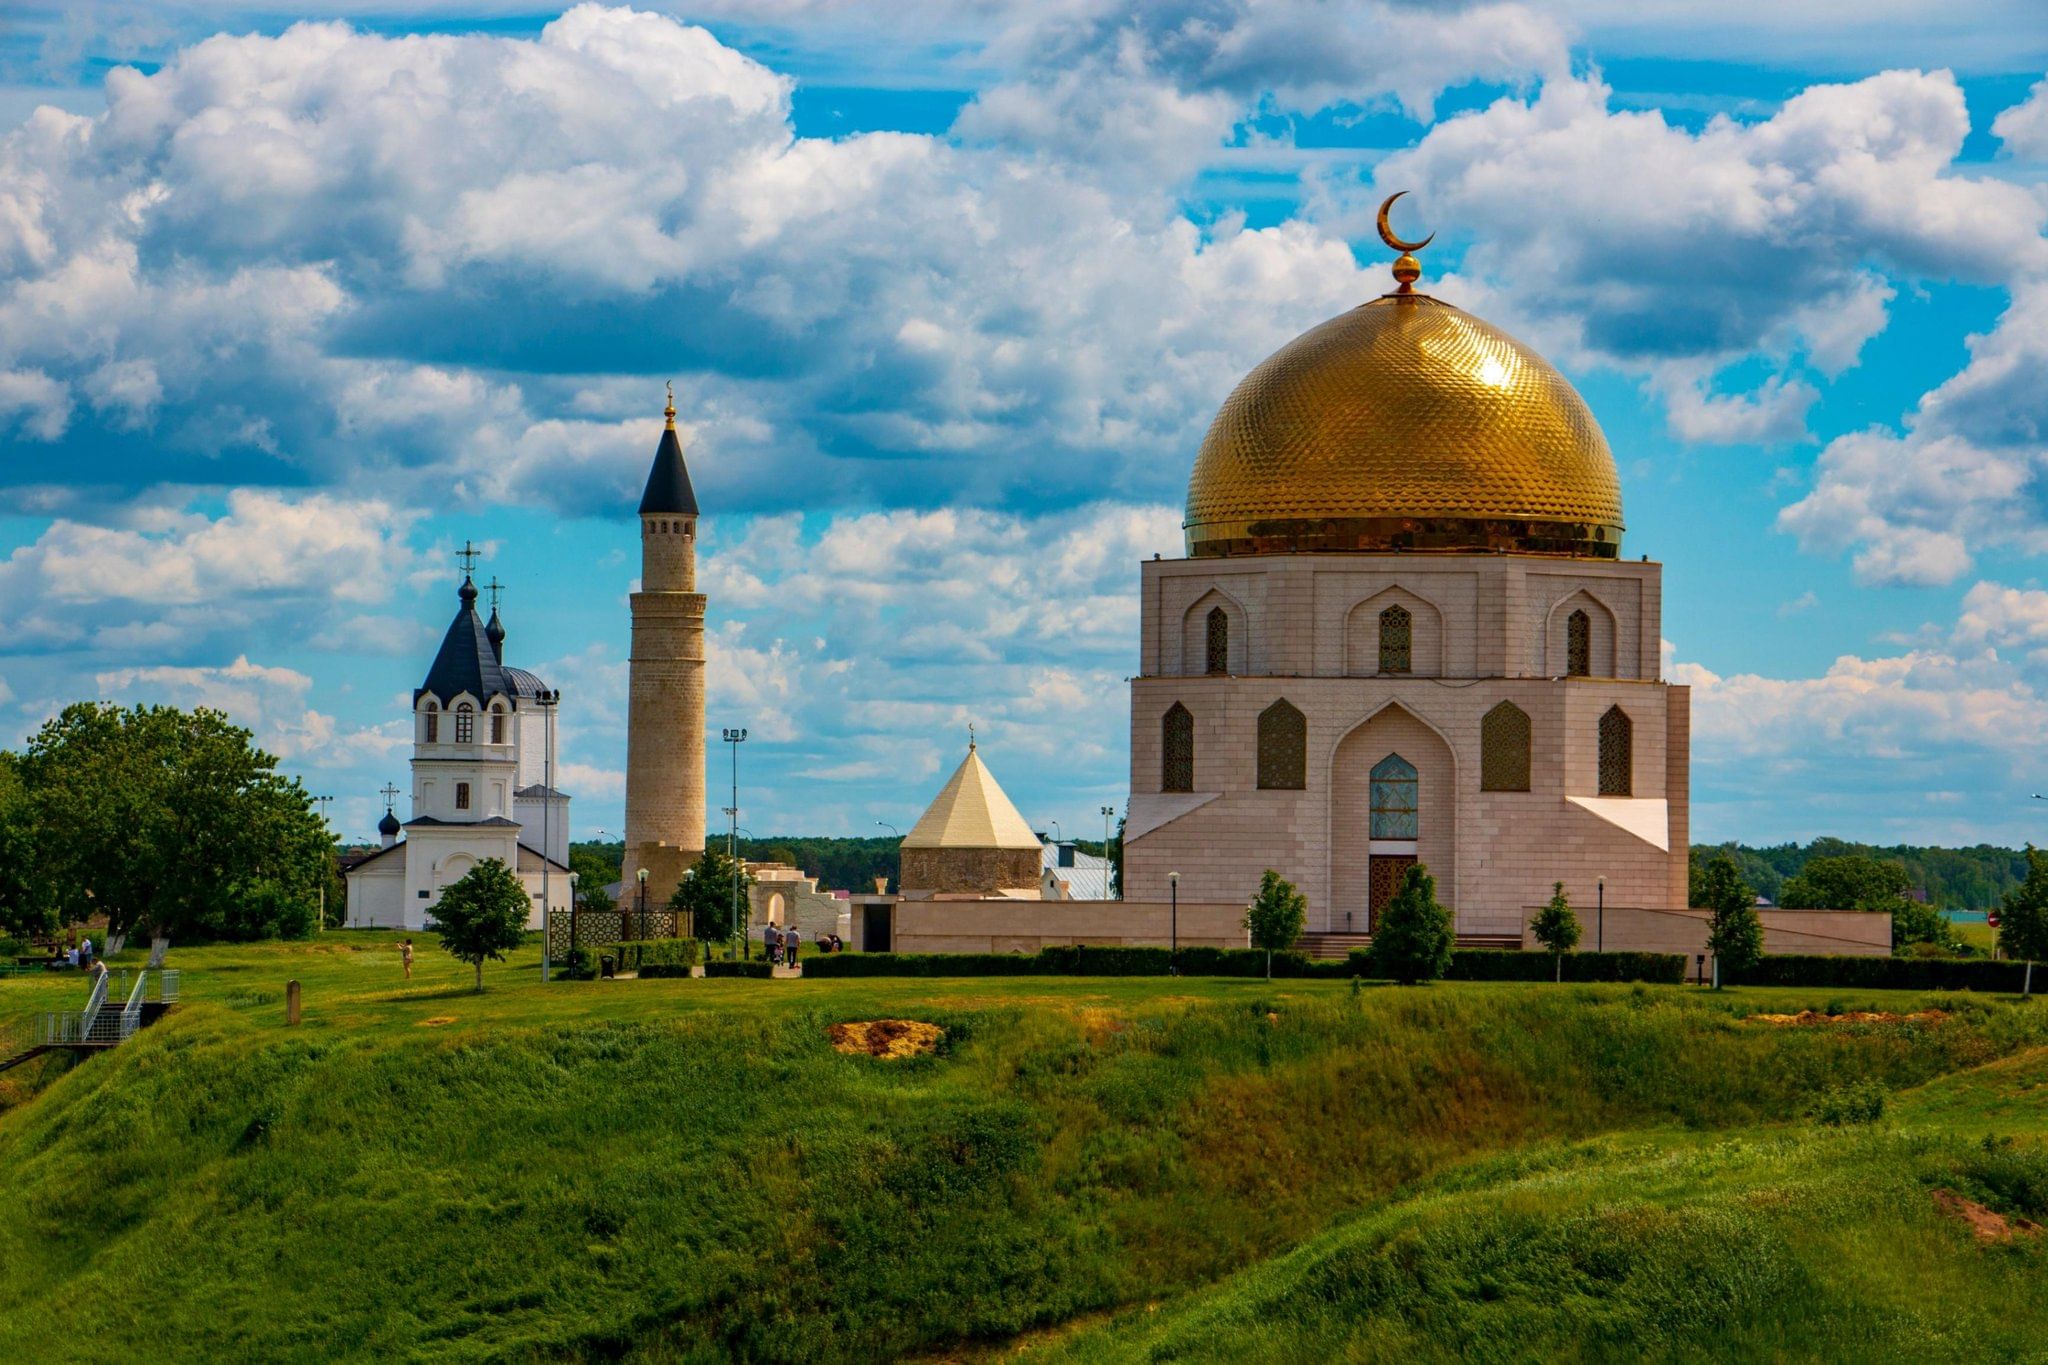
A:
765,921,781,965
785,925,801,968
80,937,93,966
401,938,414,981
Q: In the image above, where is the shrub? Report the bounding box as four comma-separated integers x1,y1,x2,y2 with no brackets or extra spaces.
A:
604,939,702,975
797,947,1355,980
1529,882,1582,981
1243,870,1308,979
703,959,772,979
1354,949,1686,984
804,952,1047,978
1739,955,2030,991
1812,1079,1886,1126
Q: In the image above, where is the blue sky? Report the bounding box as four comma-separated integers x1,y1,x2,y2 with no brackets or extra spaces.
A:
4,2,2048,851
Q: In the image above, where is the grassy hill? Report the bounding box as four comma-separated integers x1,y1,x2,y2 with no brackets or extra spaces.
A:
0,936,2043,1360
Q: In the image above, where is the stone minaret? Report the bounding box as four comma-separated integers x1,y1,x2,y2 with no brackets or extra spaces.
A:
623,387,706,907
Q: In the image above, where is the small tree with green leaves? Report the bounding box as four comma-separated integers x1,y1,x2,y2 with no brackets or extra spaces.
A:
1699,851,1763,985
1243,869,1307,980
1998,845,2048,996
1371,864,1453,985
670,846,753,948
1530,881,1582,983
431,857,530,992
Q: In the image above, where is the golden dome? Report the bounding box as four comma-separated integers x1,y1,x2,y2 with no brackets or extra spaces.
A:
1185,293,1624,558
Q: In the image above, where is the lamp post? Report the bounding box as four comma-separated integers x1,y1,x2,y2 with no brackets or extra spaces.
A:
876,821,898,838
1167,871,1180,976
1049,819,1063,844
1597,875,1606,954
1100,805,1116,899
314,795,333,934
637,867,648,947
723,727,747,959
538,689,559,966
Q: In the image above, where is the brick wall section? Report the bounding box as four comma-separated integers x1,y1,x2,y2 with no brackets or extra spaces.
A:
900,846,1043,896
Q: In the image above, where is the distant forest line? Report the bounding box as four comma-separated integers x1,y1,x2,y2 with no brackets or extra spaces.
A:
1696,839,2030,912
552,835,2032,913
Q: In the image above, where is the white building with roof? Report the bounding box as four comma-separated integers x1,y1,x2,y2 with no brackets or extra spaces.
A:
343,573,572,930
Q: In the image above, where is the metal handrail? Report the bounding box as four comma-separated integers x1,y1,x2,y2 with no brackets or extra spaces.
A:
159,969,180,1003
118,972,146,1041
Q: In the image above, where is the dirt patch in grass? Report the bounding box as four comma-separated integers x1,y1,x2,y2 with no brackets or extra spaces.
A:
1933,1188,2043,1242
828,1019,943,1059
1750,1009,1947,1027
418,1016,457,1028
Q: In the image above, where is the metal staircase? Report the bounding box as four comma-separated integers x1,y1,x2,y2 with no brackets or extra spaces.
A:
0,969,179,1072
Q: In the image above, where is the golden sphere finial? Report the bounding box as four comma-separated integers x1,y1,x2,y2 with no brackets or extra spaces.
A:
1376,191,1434,295
663,380,676,430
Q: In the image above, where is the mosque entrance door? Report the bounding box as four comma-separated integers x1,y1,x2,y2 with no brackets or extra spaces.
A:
1368,855,1416,930
862,905,893,953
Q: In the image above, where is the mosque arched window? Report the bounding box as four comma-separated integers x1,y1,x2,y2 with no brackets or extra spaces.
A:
1379,604,1412,674
1598,706,1632,796
423,701,439,744
1370,754,1418,839
1481,701,1531,792
1256,699,1307,790
490,704,507,745
455,702,475,745
1162,703,1195,792
1567,610,1592,677
1205,607,1229,675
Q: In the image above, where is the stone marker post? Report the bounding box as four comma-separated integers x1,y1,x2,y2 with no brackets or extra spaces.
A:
286,979,302,1026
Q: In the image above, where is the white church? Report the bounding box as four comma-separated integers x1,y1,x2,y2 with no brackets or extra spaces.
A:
343,571,573,929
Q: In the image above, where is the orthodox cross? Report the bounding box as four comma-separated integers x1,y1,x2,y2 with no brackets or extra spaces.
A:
457,540,482,577
483,577,504,611
380,783,402,812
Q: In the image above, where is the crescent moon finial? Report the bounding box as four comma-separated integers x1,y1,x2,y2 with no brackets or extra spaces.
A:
1376,191,1434,295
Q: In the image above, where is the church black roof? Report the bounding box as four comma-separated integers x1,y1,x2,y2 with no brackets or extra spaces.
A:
416,577,513,704
639,423,698,516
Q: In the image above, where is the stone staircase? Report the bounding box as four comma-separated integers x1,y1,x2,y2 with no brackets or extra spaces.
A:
1298,932,1374,961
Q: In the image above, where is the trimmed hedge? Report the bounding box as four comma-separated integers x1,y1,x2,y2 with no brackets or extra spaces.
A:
799,946,1352,979
704,959,772,980
802,952,1046,978
604,939,702,976
1735,954,2032,992
1449,950,1687,984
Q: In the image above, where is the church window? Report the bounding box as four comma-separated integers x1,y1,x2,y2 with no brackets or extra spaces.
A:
1379,604,1412,673
1256,699,1307,790
423,702,439,743
1370,754,1418,839
455,781,472,811
1481,702,1532,792
490,706,506,745
1598,706,1632,796
1567,610,1591,677
455,703,474,744
1162,703,1195,792
1205,607,1229,675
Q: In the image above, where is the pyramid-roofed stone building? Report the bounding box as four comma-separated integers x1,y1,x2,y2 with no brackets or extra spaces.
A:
899,741,1044,898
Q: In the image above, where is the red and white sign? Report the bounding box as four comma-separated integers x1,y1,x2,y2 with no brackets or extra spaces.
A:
1988,911,2002,929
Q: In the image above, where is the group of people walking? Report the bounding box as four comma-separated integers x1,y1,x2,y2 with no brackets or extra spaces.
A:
761,923,847,966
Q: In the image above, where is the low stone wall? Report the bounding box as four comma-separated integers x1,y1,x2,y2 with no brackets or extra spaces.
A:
544,907,679,962
890,899,1248,955
1518,905,1891,961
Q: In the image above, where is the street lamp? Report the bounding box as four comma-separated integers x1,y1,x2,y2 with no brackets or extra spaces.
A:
1049,819,1063,844
1596,875,1606,953
538,689,559,965
723,727,747,959
1100,805,1117,899
876,821,899,838
314,795,333,934
637,867,649,944
1167,871,1181,975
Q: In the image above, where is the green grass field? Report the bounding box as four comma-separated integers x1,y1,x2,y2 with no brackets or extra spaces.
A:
1,933,2044,1361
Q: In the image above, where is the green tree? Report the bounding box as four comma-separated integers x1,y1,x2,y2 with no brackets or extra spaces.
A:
1530,881,1582,982
0,752,56,939
1242,869,1307,979
671,846,753,946
1891,899,1950,952
432,858,530,992
1777,855,1911,911
15,703,330,946
1370,864,1454,985
1699,852,1764,984
1998,846,2048,996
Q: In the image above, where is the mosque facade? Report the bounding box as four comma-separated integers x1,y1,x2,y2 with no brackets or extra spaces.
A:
1123,222,1690,940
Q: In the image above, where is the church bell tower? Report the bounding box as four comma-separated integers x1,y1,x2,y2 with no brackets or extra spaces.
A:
623,386,707,906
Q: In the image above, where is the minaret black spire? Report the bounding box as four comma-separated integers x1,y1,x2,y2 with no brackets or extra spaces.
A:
638,385,699,515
